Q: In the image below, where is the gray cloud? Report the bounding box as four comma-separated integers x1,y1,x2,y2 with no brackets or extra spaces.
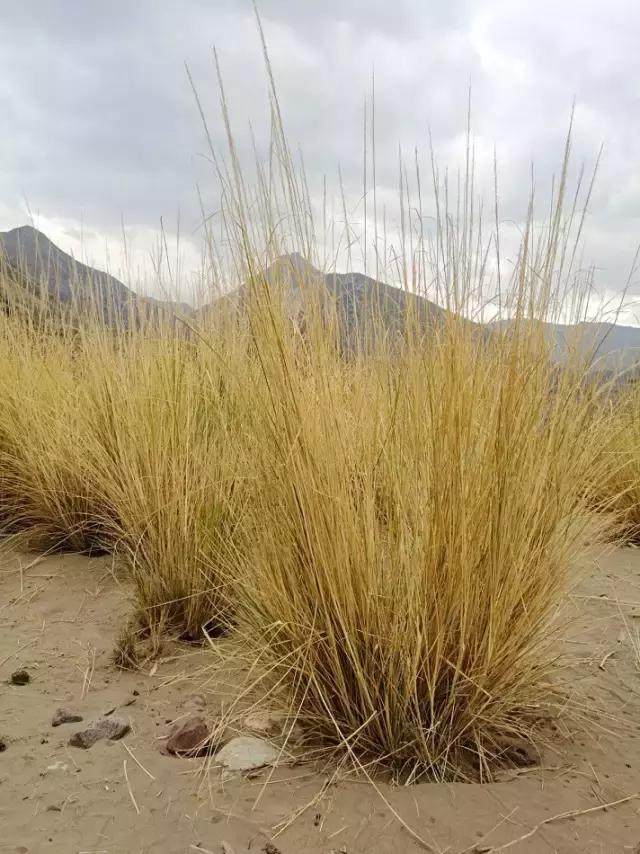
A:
1,0,639,306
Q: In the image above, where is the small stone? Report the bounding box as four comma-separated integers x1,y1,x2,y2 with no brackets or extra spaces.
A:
244,709,284,737
214,736,281,772
263,844,281,854
10,669,30,685
45,761,68,773
185,693,206,711
221,843,237,854
52,708,83,727
68,716,130,749
166,715,210,757
0,737,7,752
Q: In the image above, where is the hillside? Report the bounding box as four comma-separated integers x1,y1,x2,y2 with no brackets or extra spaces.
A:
0,225,193,324
3,227,640,372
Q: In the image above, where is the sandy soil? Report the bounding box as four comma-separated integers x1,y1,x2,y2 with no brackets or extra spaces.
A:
1,547,640,854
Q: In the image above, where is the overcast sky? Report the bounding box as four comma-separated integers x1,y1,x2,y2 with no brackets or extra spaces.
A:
2,0,640,318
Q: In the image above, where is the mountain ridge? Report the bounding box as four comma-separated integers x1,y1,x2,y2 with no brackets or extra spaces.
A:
2,225,640,373
0,225,193,323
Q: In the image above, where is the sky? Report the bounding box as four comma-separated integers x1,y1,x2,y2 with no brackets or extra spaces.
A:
2,0,640,319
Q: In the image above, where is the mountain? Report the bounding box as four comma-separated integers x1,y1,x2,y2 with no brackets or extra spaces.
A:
490,319,640,376
203,253,640,373
3,227,640,375
0,225,193,324
201,252,458,351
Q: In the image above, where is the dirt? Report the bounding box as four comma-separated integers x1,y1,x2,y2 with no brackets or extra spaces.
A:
1,547,640,853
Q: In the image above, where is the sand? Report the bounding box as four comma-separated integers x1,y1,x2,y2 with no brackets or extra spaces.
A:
1,547,640,853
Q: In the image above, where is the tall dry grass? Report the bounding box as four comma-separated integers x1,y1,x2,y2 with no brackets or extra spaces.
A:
0,292,253,638
592,381,640,543
80,325,253,639
234,289,613,781
0,313,107,552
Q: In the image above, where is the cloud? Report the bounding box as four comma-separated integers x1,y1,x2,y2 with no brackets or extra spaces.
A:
1,0,639,313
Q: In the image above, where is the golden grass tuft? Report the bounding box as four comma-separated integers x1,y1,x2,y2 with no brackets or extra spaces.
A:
0,306,252,637
592,380,640,543
235,296,614,781
77,328,252,637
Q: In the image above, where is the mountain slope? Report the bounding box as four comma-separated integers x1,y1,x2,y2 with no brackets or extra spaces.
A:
260,255,640,372
201,252,460,351
3,227,639,373
0,225,193,324
493,318,640,375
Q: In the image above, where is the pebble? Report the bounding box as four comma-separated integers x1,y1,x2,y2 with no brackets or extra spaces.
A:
243,709,284,737
10,669,30,685
166,714,211,757
52,708,83,727
214,736,281,772
68,716,130,749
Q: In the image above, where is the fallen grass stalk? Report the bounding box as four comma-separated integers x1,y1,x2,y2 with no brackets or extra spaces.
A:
486,793,639,852
123,759,141,815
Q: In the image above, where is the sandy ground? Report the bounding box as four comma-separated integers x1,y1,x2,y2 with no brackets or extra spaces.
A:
1,547,640,854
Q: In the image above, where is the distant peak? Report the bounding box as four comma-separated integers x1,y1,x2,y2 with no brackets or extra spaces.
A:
284,251,307,264
3,224,44,237
270,252,321,277
1,224,53,247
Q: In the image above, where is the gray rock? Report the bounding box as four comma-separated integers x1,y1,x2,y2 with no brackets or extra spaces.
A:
68,716,130,749
166,715,210,757
214,736,280,772
10,669,30,685
52,708,83,727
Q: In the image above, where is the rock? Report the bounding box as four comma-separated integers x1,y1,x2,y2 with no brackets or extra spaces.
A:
10,669,30,685
184,693,206,712
52,708,83,727
0,737,7,752
166,714,211,757
44,761,68,773
244,709,284,737
221,843,237,854
68,716,130,749
214,736,281,772
244,709,304,744
263,844,282,854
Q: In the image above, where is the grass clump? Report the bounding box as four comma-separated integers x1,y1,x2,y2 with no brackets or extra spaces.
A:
207,54,617,779
81,329,252,638
593,381,640,543
237,295,612,781
0,301,252,638
0,315,109,553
